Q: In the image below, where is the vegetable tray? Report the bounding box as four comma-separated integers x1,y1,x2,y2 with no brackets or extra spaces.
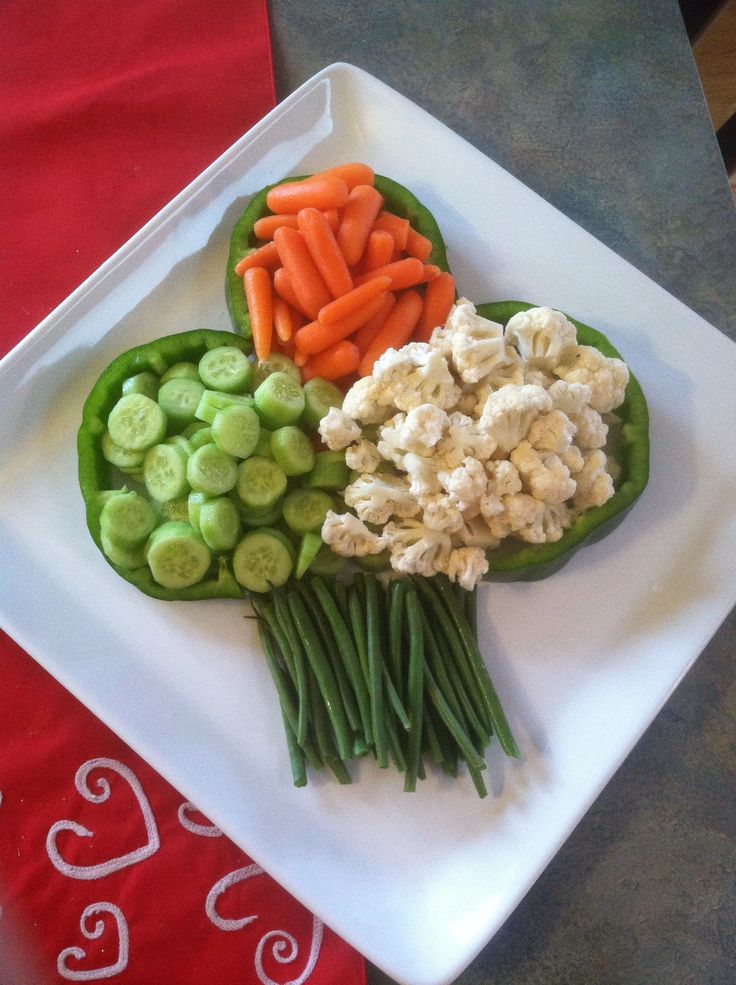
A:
1,64,735,985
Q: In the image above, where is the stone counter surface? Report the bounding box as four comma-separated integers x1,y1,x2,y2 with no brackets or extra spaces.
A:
267,2,736,982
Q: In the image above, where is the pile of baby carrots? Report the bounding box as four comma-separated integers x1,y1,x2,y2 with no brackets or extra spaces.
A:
234,162,456,382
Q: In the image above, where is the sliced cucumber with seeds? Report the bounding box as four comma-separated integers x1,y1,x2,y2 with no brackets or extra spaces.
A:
198,496,242,552
108,393,167,451
196,389,254,425
158,378,205,431
143,442,190,502
161,495,190,523
146,521,212,589
270,425,315,476
253,372,305,428
301,449,350,489
186,443,238,495
252,428,274,459
282,489,332,534
102,530,148,569
188,425,214,450
100,490,157,547
165,434,194,457
187,491,211,531
211,404,260,459
252,353,301,389
101,432,145,470
160,361,201,383
301,377,344,430
232,528,294,592
235,456,287,511
198,346,252,393
122,371,159,400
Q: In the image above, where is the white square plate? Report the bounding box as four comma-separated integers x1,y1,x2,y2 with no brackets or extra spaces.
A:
1,64,735,985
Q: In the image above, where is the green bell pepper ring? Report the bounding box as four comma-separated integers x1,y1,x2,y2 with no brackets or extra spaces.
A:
78,329,250,601
226,173,452,339
477,301,650,581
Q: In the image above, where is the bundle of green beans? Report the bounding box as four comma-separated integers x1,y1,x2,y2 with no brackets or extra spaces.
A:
250,572,519,797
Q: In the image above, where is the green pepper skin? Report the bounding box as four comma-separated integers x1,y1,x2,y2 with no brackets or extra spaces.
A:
78,329,248,601
226,174,452,339
478,301,650,581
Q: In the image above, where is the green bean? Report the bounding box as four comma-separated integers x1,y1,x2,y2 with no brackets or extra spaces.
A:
465,585,478,640
271,590,310,746
333,577,350,624
364,574,389,769
382,664,410,732
348,587,370,684
404,590,424,792
423,663,486,772
388,579,408,701
287,591,353,760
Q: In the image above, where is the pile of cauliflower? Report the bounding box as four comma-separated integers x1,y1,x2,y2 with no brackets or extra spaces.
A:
318,300,629,590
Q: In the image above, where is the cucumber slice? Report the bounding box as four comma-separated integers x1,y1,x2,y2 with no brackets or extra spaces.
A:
101,432,145,470
195,389,254,425
161,496,190,523
235,456,287,511
187,491,211,531
198,346,253,393
282,488,332,534
107,393,167,451
101,530,147,570
143,442,190,502
301,377,344,430
158,377,205,431
188,425,214,450
302,450,350,490
253,372,305,428
232,528,294,592
295,531,324,579
253,428,274,459
270,425,315,476
122,371,159,400
211,404,261,459
165,434,194,457
100,490,157,548
186,443,238,496
252,353,301,389
146,521,212,589
160,361,201,383
198,496,242,552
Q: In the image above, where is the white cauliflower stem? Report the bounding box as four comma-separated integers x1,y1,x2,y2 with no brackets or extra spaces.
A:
432,298,507,384
321,511,386,556
318,407,360,450
478,384,552,453
383,518,452,577
505,306,578,369
343,473,420,525
554,345,629,414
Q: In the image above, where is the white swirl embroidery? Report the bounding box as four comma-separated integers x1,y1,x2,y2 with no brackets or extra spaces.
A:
177,801,223,838
46,758,160,879
205,865,323,983
57,902,129,980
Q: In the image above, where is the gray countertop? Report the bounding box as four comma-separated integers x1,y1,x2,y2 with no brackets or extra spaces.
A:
267,1,736,982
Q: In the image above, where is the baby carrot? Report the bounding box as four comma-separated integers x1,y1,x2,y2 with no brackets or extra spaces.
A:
273,226,333,320
352,291,396,354
273,296,304,343
317,274,391,325
297,207,354,300
234,241,280,276
414,271,456,342
322,208,340,231
420,264,441,282
273,267,309,317
358,289,423,376
243,266,273,362
337,184,384,267
405,227,434,262
266,175,349,215
302,340,360,382
294,290,388,355
372,211,410,251
354,256,424,291
252,214,300,240
318,162,375,189
358,229,395,273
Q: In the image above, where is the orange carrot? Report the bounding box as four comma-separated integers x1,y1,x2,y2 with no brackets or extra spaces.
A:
234,241,280,276
252,214,300,240
294,348,308,367
336,184,384,266
352,291,396,354
273,226,333,320
272,267,309,317
302,340,360,382
420,264,441,282
358,229,395,273
372,211,410,251
318,162,375,189
273,296,304,343
266,175,349,215
294,291,388,355
297,207,354,300
405,227,434,262
358,289,423,376
413,271,456,342
322,208,340,231
243,266,273,362
354,256,424,291
317,274,391,325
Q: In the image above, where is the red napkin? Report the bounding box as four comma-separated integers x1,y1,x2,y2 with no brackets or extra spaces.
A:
0,4,366,983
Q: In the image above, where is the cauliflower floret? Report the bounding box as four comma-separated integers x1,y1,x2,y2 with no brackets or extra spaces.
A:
510,440,577,504
488,493,546,543
437,456,488,512
539,502,575,542
372,343,461,411
505,306,578,369
341,376,394,424
554,345,629,413
318,407,360,450
478,384,553,453
403,452,443,498
435,546,489,591
435,411,496,468
383,518,452,578
431,297,507,384
343,473,420,525
399,404,449,453
523,367,555,388
573,449,615,510
527,409,577,454
455,514,501,550
546,379,592,416
345,438,382,474
479,459,523,519
321,511,386,556
376,414,408,467
569,405,608,449
560,444,585,474
419,492,465,533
